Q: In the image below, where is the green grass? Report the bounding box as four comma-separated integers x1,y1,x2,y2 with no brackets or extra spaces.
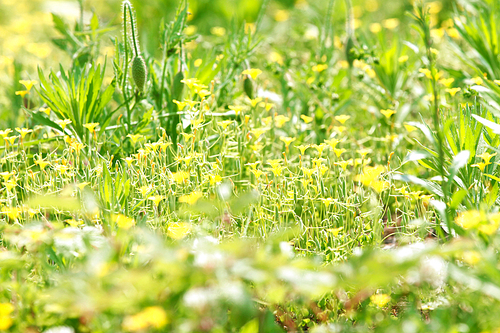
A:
2,0,500,332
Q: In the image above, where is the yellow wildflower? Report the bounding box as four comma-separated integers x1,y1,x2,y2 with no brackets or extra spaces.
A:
179,191,202,205
55,119,72,130
300,115,313,124
455,210,485,229
122,306,168,332
382,18,399,29
333,148,346,158
84,123,99,134
19,79,37,91
15,90,29,98
312,64,328,73
167,222,191,240
280,136,296,148
228,105,244,115
439,78,455,87
472,162,490,172
335,115,351,124
173,99,187,110
445,87,461,96
380,109,396,119
371,294,391,307
242,68,262,80
2,207,22,220
171,171,190,184
470,77,483,85
477,152,497,164
148,195,165,206
39,107,51,115
127,134,143,144
274,115,290,128
116,214,135,229
0,129,12,138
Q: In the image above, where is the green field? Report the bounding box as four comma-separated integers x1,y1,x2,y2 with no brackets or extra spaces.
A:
1,0,500,332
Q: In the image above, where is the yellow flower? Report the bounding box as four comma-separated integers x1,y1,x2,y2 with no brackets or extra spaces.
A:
300,115,313,124
0,129,12,138
181,133,195,142
179,191,202,205
335,160,351,171
54,164,70,175
247,97,263,108
251,169,264,178
173,99,187,110
462,251,481,265
124,157,135,167
404,123,417,132
439,78,455,87
296,145,309,155
197,89,211,99
148,195,165,206
398,55,409,63
249,128,267,140
35,156,50,170
312,64,328,73
320,197,334,207
3,181,17,191
211,26,226,37
370,23,382,33
327,227,343,236
4,136,17,145
380,109,396,119
274,115,290,128
477,152,496,164
324,139,339,150
0,303,14,316
382,18,399,29
0,316,13,330
180,78,201,90
83,122,99,133
55,119,72,130
138,186,152,197
217,120,233,130
19,79,37,91
171,171,190,184
455,210,485,229
334,115,351,124
116,214,135,229
15,90,29,98
208,174,222,185
127,134,144,144
419,68,433,79
167,222,191,239
0,171,15,182
470,77,483,85
274,9,290,22
194,58,203,67
355,165,385,189
370,294,391,307
312,143,327,156
445,87,461,96
242,68,262,80
280,136,296,148
122,306,168,332
39,107,51,115
472,162,490,172
228,105,244,115
77,182,90,190
333,148,346,157
2,207,22,220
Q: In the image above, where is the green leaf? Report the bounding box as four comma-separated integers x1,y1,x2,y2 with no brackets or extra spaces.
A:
450,189,468,209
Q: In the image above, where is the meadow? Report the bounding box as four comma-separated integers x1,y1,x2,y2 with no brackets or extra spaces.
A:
1,0,500,331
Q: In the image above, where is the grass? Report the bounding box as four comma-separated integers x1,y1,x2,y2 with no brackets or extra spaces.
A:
2,0,500,332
